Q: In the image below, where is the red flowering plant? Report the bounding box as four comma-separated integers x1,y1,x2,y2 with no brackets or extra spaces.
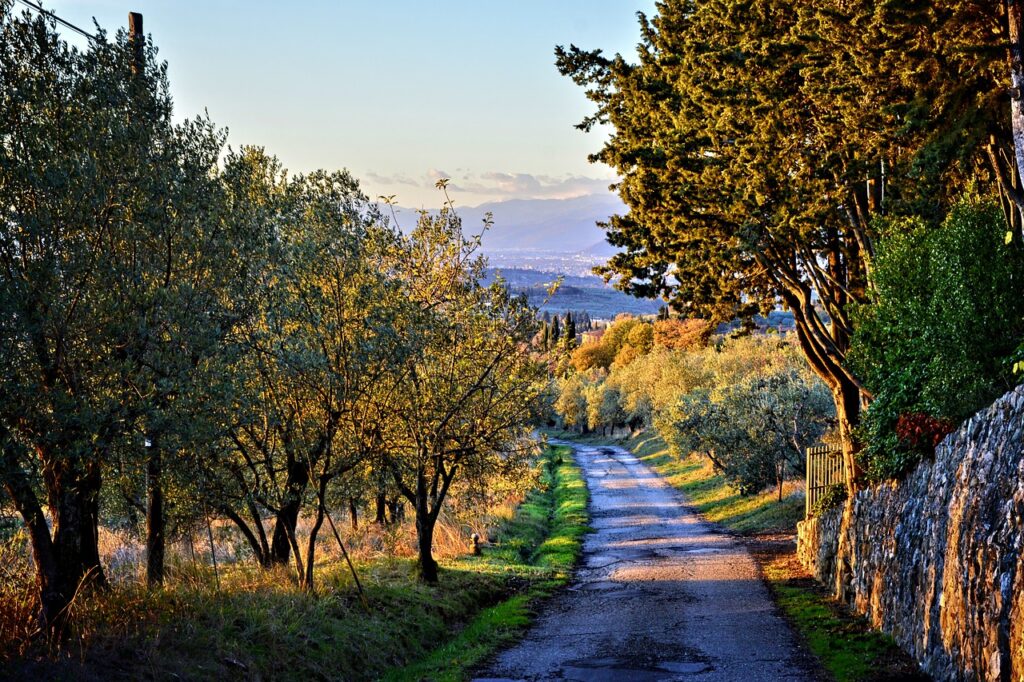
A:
895,412,956,455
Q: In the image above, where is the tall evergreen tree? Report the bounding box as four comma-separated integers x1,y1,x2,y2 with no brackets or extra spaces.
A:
557,0,1007,488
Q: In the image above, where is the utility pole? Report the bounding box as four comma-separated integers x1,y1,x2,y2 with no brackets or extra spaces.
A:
129,10,164,588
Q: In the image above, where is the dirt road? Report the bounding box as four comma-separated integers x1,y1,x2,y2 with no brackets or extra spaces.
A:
474,441,820,682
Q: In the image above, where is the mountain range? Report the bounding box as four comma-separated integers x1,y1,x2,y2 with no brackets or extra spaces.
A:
397,193,661,318
398,194,624,256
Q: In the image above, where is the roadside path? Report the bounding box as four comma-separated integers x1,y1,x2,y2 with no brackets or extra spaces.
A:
474,440,820,682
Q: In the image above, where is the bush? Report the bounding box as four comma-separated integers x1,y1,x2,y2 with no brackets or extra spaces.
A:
894,412,956,454
811,483,847,517
850,196,1024,480
657,336,834,495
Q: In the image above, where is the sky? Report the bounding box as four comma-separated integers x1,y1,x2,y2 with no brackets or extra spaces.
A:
40,0,657,208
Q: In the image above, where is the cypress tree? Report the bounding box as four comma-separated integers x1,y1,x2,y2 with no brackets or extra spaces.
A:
565,312,576,346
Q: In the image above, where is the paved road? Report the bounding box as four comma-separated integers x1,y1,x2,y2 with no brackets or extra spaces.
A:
474,441,820,682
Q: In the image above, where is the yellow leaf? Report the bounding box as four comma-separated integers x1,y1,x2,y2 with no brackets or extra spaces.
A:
1006,231,1014,245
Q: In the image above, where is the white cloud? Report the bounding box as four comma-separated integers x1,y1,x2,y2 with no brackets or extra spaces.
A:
360,168,618,206
364,171,418,187
450,171,614,200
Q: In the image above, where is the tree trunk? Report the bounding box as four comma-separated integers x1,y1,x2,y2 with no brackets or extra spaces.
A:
146,437,165,587
3,464,64,632
269,455,308,564
777,459,784,503
223,507,270,568
349,497,358,531
1009,0,1024,226
270,500,300,564
11,454,109,635
832,379,862,491
784,289,863,495
388,498,403,523
375,492,387,525
303,479,329,591
285,520,304,585
414,471,438,584
50,459,107,592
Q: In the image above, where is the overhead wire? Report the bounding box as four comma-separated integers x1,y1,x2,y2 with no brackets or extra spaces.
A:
14,0,97,42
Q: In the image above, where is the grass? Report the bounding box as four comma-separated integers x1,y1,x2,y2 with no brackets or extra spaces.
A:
2,446,589,682
385,444,588,681
758,551,928,682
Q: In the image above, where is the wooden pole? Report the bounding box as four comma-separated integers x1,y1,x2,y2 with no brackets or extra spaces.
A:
206,514,220,591
324,510,369,612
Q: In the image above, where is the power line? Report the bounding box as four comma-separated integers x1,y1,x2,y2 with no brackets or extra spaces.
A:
15,0,97,42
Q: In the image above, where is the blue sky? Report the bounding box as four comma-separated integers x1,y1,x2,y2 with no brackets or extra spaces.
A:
45,1,656,207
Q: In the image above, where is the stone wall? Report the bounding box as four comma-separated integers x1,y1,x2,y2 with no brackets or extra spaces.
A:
797,385,1024,682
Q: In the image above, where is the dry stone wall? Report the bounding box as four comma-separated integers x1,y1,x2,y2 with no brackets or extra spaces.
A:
797,385,1024,682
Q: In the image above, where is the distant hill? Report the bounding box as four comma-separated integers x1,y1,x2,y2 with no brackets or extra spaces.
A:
397,194,624,255
484,267,662,320
398,194,661,319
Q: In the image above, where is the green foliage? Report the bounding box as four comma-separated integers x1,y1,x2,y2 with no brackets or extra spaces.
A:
569,316,652,373
555,333,834,497
659,338,834,495
0,2,550,626
850,197,1024,480
811,484,848,518
555,0,1009,470
553,372,591,431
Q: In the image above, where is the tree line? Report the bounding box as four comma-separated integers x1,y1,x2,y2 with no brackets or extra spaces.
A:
552,315,833,498
0,5,547,633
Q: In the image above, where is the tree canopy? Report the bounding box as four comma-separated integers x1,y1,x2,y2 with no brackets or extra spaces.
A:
556,0,1011,486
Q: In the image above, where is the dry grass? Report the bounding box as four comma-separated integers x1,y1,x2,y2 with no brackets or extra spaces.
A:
0,477,533,676
0,531,39,660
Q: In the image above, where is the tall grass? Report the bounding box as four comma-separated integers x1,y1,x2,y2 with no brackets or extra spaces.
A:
0,449,559,680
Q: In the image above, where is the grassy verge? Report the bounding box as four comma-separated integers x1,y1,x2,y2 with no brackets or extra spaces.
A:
4,446,588,682
549,428,927,682
385,444,588,681
755,548,929,682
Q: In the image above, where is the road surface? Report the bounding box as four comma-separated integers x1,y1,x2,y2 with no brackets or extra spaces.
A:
474,440,820,682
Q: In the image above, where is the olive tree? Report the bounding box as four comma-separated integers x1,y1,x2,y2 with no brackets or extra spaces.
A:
384,205,548,583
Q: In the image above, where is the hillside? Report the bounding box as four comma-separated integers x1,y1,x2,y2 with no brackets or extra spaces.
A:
484,267,662,319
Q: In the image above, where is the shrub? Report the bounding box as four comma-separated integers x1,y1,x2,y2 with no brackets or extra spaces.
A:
894,412,956,454
653,318,710,351
850,196,1024,480
811,483,847,517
